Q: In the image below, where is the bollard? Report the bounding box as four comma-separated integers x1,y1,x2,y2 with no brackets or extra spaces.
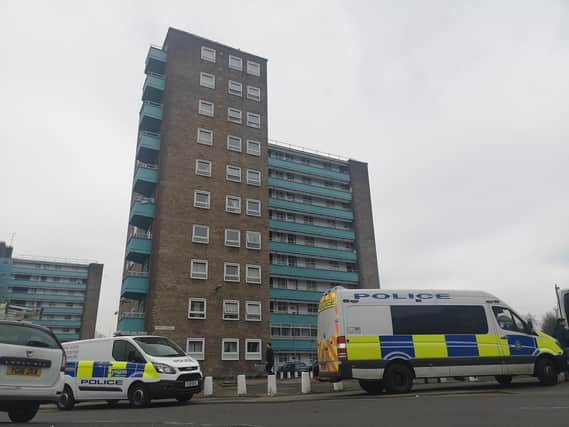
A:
295,371,300,378
280,372,284,380
287,372,292,379
267,374,277,396
333,381,344,392
203,376,213,396
301,372,311,394
237,374,247,396
309,371,314,380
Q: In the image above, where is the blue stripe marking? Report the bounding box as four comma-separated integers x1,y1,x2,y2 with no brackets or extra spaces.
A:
92,361,111,378
507,335,536,356
445,334,479,357
380,335,415,359
64,361,78,377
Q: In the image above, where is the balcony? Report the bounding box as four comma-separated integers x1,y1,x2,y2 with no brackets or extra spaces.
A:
269,198,353,221
145,46,167,75
42,307,83,315
117,312,145,333
10,264,88,279
125,234,152,264
8,279,87,291
268,158,350,183
33,319,81,328
269,242,357,261
139,101,163,133
133,162,158,197
142,73,165,104
54,332,80,342
121,272,149,299
270,264,359,283
269,288,324,303
136,131,160,165
268,177,352,201
6,292,85,302
271,339,316,352
129,198,155,230
269,220,355,240
270,312,317,325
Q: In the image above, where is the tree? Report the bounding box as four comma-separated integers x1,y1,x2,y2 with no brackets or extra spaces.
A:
541,310,558,335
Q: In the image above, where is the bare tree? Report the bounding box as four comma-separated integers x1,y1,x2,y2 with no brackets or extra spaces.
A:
541,310,558,335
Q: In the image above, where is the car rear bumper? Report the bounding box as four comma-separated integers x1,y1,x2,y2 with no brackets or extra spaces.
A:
0,385,63,402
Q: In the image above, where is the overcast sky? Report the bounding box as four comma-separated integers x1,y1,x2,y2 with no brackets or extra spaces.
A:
1,1,568,335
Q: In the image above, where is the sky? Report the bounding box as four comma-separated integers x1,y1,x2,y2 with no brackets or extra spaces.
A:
1,0,568,335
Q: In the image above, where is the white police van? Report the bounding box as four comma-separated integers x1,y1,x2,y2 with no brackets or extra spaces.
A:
57,335,202,409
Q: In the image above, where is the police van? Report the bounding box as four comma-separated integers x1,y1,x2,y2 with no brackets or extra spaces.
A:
317,288,565,394
57,335,202,409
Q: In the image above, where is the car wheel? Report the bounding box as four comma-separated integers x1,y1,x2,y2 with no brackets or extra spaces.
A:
57,385,76,410
495,375,513,386
129,383,151,408
536,357,558,386
383,362,413,394
359,380,384,394
7,402,40,423
176,394,193,404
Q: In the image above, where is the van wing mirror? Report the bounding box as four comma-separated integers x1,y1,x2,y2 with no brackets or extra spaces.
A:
525,320,535,335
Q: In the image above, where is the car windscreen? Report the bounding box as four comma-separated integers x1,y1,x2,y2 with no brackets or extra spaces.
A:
133,337,186,357
0,324,60,349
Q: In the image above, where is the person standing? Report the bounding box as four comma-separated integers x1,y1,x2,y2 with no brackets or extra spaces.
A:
265,343,274,375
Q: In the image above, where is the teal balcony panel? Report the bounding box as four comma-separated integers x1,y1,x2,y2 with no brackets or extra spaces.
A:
54,333,80,342
136,132,160,164
8,279,86,291
268,158,350,183
142,73,165,103
125,237,152,264
130,201,155,230
139,102,163,133
10,264,88,279
270,264,359,283
270,313,317,325
269,242,357,261
269,198,353,221
42,307,83,315
269,288,324,303
117,315,145,333
34,319,81,328
121,274,149,300
268,178,351,201
6,292,85,302
133,164,158,197
269,220,355,241
145,46,167,75
271,339,316,352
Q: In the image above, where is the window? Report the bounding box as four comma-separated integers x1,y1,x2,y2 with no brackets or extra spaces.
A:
246,112,261,128
221,338,239,360
190,259,208,280
493,307,527,333
195,159,212,177
246,169,261,186
197,128,213,146
194,190,211,209
246,264,261,284
192,224,210,244
188,298,207,319
223,300,239,320
112,340,144,363
227,108,242,124
225,195,241,214
246,231,261,250
228,80,243,97
246,199,261,216
228,55,243,71
246,140,261,156
247,86,261,102
198,100,214,117
186,338,205,361
247,60,261,76
226,165,242,182
245,339,262,360
391,305,489,335
201,46,216,63
200,72,215,89
246,301,262,321
225,229,240,247
227,135,242,152
224,262,240,282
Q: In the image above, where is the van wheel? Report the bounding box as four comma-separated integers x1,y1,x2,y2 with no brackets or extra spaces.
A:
176,394,193,403
495,375,513,386
359,380,384,394
129,383,150,408
7,402,40,423
536,357,558,386
384,362,413,394
57,385,76,410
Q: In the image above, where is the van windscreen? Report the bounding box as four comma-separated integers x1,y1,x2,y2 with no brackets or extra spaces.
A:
134,337,186,357
391,305,488,335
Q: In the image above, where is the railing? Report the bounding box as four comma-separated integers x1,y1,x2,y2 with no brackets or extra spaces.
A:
13,255,97,265
119,311,145,320
269,139,349,162
147,71,165,79
136,160,159,170
128,231,152,240
131,195,155,205
139,130,160,138
124,271,149,277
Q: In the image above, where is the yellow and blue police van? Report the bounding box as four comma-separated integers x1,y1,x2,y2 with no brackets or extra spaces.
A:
57,335,202,409
317,288,565,394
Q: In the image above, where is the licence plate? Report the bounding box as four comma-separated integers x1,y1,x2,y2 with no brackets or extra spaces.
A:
6,367,42,377
184,380,198,388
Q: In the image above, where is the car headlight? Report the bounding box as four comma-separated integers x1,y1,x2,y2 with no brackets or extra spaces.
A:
152,362,176,374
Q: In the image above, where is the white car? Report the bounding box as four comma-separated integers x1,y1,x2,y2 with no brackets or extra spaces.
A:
0,321,65,423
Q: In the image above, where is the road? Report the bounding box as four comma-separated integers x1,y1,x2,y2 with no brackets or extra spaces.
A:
2,380,569,426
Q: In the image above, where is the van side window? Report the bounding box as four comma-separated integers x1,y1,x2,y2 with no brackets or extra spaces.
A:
112,340,145,363
391,305,488,335
492,307,526,333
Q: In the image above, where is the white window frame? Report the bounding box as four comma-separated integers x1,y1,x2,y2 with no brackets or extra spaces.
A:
194,190,211,209
223,300,240,321
186,338,205,361
228,80,243,97
201,46,216,63
228,55,243,71
246,231,261,250
246,140,261,157
246,199,261,216
192,224,210,244
221,338,239,361
245,338,262,360
227,107,242,124
195,159,212,177
224,262,240,282
200,72,215,89
227,135,242,152
188,298,207,319
246,169,261,186
224,229,241,248
246,264,261,284
246,112,260,128
245,301,262,322
190,259,208,280
247,85,261,102
198,100,214,117
226,165,242,183
197,128,213,146
246,60,261,76
225,195,241,214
